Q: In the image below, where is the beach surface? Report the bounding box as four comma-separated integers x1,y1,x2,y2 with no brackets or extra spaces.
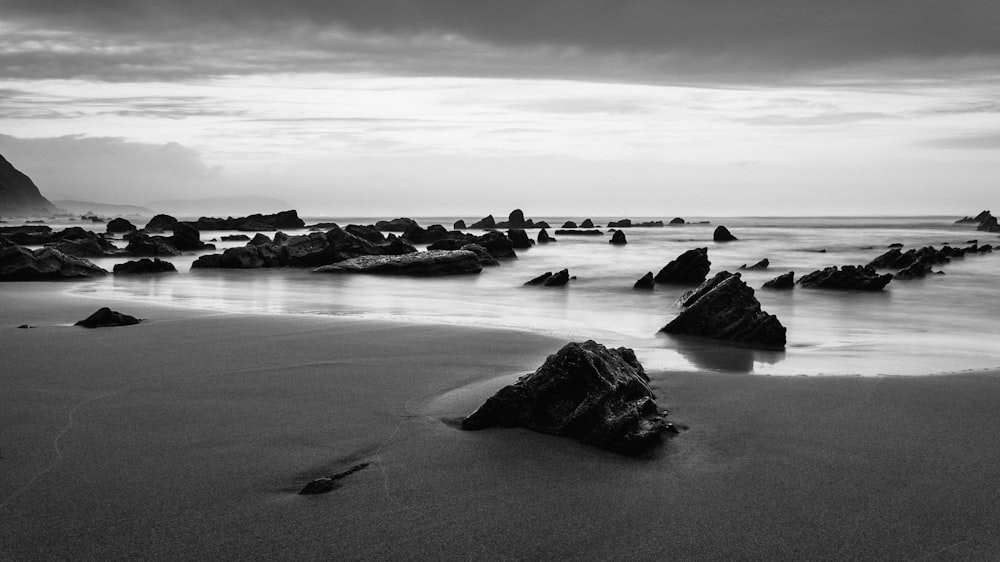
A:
3,283,1000,560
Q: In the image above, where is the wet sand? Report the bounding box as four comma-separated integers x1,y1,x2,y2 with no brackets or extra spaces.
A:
2,283,1000,560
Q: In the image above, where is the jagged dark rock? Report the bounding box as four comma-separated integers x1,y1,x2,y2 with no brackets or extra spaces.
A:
660,271,786,349
798,265,893,291
375,217,418,232
171,223,214,251
460,244,499,266
609,230,628,245
762,271,795,289
453,219,467,230
713,225,737,242
507,229,534,249
608,219,632,228
0,246,107,280
461,340,672,456
474,231,517,259
379,237,419,255
106,218,137,233
543,269,570,286
124,232,182,257
0,153,60,216
955,210,992,224
313,250,482,276
144,214,178,232
739,258,769,271
248,233,271,246
979,215,1000,233
113,258,177,275
345,225,386,244
634,272,655,290
524,272,553,285
654,248,710,284
45,237,119,258
74,307,140,328
537,228,556,243
469,215,496,229
894,261,936,280
183,210,305,231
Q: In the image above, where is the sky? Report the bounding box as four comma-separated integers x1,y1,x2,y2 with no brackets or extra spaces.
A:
1,0,998,217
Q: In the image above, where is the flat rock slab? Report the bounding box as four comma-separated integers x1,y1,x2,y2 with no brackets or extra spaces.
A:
314,250,482,276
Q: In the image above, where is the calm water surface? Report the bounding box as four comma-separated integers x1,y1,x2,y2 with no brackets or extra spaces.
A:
66,215,1000,376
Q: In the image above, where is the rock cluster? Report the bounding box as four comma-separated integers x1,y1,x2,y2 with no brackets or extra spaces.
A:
956,210,999,232
660,271,786,348
798,265,892,291
524,269,570,286
313,250,482,276
0,246,107,281
461,340,673,456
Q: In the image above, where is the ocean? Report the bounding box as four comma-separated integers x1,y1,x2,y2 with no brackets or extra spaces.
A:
64,215,1000,376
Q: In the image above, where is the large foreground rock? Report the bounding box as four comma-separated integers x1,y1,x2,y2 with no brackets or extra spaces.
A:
660,271,786,349
75,307,140,328
654,247,710,284
461,340,673,456
313,250,482,276
0,246,107,281
798,265,893,291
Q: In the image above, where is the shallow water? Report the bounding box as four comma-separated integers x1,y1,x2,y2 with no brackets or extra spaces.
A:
62,215,1000,376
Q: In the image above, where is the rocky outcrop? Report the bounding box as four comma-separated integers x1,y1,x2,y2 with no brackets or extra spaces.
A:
739,259,769,271
113,258,177,275
524,271,553,285
144,214,178,232
183,210,305,231
106,218,137,233
375,217,418,232
248,233,271,246
313,250,482,276
74,307,140,328
608,219,632,228
0,246,107,280
193,226,382,269
0,153,59,216
45,237,119,258
955,211,992,224
979,215,1000,233
609,230,627,245
713,225,737,242
469,215,496,229
460,244,499,267
221,234,251,242
402,223,450,244
654,248,710,284
461,340,673,456
634,272,655,290
762,271,794,289
798,265,893,291
660,271,786,349
537,229,556,243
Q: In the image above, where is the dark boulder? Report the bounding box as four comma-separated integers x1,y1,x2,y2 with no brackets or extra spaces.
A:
669,217,685,225
537,228,556,243
221,234,251,242
507,229,534,249
713,225,737,242
978,215,1000,233
379,236,418,255
454,219,467,230
762,271,795,289
460,244,500,266
345,224,386,244
313,250,482,276
609,230,627,245
660,271,786,349
113,258,177,275
171,223,214,251
867,248,912,269
106,218,137,233
580,219,595,228
124,233,182,257
634,272,655,290
273,232,289,245
0,246,108,281
185,210,304,231
505,209,529,228
402,223,450,244
798,265,893,291
955,211,992,224
461,340,672,456
554,229,602,236
469,215,496,229
248,233,271,246
654,247,710,284
74,307,140,328
474,231,517,259
739,258,769,271
561,221,578,229
524,272,553,285
144,214,178,232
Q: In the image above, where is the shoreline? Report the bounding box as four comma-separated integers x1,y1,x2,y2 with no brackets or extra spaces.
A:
3,282,1000,559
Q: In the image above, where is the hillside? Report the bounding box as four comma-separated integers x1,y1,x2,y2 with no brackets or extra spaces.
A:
0,154,60,217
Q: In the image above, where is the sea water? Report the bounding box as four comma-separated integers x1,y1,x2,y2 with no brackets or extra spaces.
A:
66,215,1000,376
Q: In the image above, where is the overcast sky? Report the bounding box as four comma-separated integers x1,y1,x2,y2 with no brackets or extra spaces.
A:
1,0,998,216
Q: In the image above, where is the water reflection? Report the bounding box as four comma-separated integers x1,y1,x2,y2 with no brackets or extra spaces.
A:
662,333,786,374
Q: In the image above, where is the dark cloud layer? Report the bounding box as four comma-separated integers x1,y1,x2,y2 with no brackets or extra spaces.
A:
2,0,998,85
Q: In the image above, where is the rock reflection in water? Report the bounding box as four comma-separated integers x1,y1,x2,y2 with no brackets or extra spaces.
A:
664,334,786,374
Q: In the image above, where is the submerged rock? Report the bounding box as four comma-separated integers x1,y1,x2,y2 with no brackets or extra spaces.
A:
113,258,177,275
537,228,556,243
713,225,737,242
0,246,108,281
524,271,553,285
654,247,710,284
75,307,140,328
544,269,570,286
798,265,893,291
313,250,482,276
461,340,673,456
634,271,655,290
739,258,769,271
660,271,786,349
762,271,795,289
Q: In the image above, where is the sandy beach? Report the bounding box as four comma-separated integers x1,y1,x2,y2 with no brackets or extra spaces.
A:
3,283,1000,560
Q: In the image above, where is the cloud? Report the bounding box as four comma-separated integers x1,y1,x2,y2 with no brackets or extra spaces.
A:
734,112,897,127
917,133,1000,149
1,1,998,85
0,134,221,203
